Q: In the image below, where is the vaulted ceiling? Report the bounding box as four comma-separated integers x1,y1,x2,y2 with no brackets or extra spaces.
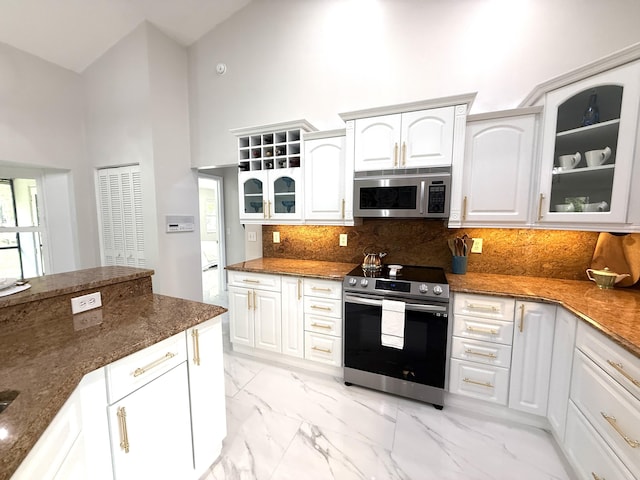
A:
0,0,251,73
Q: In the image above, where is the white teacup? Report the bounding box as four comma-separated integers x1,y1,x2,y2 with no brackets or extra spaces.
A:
558,152,581,169
585,147,611,167
583,201,609,212
555,203,575,212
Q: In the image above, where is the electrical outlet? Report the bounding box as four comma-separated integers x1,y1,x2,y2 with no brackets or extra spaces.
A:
247,231,257,242
71,292,102,314
471,238,483,254
339,234,348,247
273,231,280,243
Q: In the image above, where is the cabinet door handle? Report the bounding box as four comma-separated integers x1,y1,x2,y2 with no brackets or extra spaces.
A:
312,346,332,354
607,360,640,387
297,279,302,300
268,201,272,219
538,193,545,221
463,377,494,388
464,348,497,359
133,352,176,377
192,329,201,366
601,412,640,448
311,322,332,330
253,291,257,310
466,326,498,335
591,473,604,480
518,304,525,333
247,291,252,310
463,196,468,221
401,141,407,166
263,201,267,219
393,143,399,167
311,304,332,311
117,406,130,453
341,199,345,219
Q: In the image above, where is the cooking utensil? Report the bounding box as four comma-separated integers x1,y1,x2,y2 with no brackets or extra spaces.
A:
362,247,387,271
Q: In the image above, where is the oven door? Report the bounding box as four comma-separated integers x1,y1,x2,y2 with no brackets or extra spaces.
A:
343,293,449,388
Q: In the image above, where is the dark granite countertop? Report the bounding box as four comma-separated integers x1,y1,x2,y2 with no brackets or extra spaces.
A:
0,268,226,480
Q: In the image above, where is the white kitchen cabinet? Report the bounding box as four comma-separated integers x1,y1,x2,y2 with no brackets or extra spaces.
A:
304,130,353,224
186,317,227,477
303,278,343,367
353,107,455,171
509,301,556,416
107,363,193,480
546,307,577,442
281,276,305,358
456,109,539,227
536,60,640,227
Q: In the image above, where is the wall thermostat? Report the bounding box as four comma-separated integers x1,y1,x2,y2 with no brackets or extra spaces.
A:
166,215,195,233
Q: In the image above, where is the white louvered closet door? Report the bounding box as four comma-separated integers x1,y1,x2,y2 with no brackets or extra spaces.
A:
96,166,146,267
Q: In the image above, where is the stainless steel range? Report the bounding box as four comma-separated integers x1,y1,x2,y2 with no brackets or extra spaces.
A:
342,264,450,408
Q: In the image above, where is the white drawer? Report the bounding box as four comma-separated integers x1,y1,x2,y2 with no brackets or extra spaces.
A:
105,332,187,404
451,336,512,368
453,293,515,321
304,296,342,319
303,278,342,300
304,332,342,367
453,315,514,345
576,321,640,401
305,313,342,337
565,401,635,480
227,271,281,292
449,358,509,405
571,350,640,478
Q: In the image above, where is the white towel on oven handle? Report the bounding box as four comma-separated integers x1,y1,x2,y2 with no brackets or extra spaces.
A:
381,299,405,349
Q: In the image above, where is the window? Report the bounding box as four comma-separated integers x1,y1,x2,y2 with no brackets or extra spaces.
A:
0,177,45,279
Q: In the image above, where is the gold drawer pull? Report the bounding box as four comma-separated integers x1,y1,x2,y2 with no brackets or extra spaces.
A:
591,473,604,480
311,286,332,292
133,352,176,377
311,322,332,330
117,406,130,453
312,346,332,354
607,360,640,387
242,278,260,284
466,326,498,335
467,303,499,313
463,378,494,388
297,279,302,300
518,304,525,333
601,412,640,448
464,349,497,359
311,305,332,311
192,329,201,366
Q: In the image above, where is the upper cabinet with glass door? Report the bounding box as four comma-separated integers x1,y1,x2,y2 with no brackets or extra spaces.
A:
232,120,316,224
536,60,640,227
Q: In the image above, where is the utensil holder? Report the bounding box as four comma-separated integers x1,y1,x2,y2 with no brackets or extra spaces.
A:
452,256,468,274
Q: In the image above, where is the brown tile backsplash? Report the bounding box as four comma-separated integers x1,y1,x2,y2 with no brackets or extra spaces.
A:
262,220,607,282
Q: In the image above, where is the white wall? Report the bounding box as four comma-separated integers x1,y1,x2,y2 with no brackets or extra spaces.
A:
188,0,640,169
0,41,99,271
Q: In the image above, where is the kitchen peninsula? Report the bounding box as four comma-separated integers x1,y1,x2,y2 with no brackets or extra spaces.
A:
0,267,226,480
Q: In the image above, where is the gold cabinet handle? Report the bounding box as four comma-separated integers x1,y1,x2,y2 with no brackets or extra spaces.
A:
463,377,494,388
310,305,332,311
311,286,332,292
393,142,399,167
341,199,345,219
297,279,302,300
467,303,499,313
312,346,332,354
464,349,497,359
117,406,130,453
401,141,407,166
242,278,260,284
263,200,267,219
463,196,468,221
607,360,640,387
192,329,201,366
268,200,272,219
466,326,498,335
591,473,604,480
518,304,525,333
311,322,332,330
538,193,545,221
601,412,640,448
247,290,252,310
133,352,176,377
253,290,257,310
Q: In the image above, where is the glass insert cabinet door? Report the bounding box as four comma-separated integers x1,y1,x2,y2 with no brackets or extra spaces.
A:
240,174,264,219
273,176,296,214
538,61,640,224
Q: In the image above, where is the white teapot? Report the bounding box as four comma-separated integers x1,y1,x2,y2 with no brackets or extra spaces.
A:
586,267,630,289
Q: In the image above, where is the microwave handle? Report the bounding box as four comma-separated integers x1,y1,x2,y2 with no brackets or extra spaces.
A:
419,181,426,215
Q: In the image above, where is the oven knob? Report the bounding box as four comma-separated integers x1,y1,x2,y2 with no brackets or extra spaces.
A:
433,285,443,295
419,284,428,293
348,277,357,286
360,279,369,287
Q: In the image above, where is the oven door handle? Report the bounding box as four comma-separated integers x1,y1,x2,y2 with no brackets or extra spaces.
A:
344,294,448,313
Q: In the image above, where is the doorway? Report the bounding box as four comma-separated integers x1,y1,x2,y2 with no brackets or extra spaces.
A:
198,174,226,304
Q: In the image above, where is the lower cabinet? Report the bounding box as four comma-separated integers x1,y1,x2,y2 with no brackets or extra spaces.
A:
303,278,343,367
281,276,305,358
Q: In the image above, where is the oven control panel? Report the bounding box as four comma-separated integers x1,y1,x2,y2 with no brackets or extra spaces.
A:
344,277,449,300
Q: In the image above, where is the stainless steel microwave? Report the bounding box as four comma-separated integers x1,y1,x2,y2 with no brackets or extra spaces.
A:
353,171,451,218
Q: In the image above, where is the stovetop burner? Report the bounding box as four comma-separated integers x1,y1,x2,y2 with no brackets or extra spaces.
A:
343,264,449,301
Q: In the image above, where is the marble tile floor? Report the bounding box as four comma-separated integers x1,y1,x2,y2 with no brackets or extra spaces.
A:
200,352,573,480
